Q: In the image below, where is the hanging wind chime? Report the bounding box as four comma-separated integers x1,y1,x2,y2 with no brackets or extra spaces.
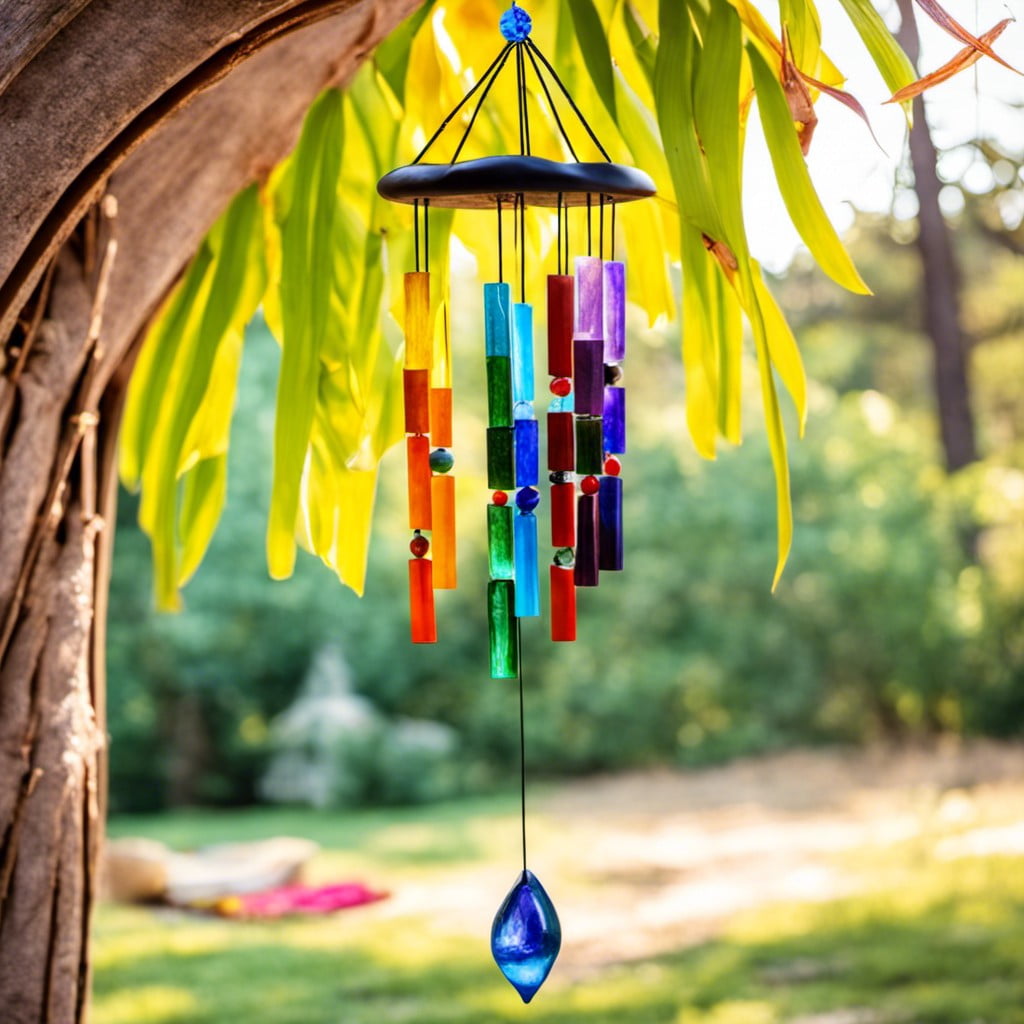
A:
378,3,654,1003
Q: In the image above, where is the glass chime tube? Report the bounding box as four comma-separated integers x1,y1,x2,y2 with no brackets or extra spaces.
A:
601,257,626,572
512,301,540,619
430,312,457,590
404,270,436,642
485,283,518,677
547,264,576,641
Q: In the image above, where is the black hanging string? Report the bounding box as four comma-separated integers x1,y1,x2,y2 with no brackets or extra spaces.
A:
564,195,570,273
498,197,504,283
519,45,532,157
523,42,578,162
413,43,513,164
525,38,612,161
413,199,420,272
519,193,526,304
424,198,430,272
517,622,527,872
586,193,592,257
556,192,563,276
611,200,617,262
451,44,517,165
599,194,606,262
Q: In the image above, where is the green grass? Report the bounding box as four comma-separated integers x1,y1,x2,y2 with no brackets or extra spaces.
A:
95,796,1024,1024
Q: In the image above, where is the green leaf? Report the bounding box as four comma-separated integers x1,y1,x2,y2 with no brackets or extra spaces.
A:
374,0,436,105
622,1,657,90
834,0,916,118
177,454,227,586
267,88,345,580
748,43,871,295
566,0,617,123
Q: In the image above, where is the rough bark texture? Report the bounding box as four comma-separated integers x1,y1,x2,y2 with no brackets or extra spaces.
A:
0,1,419,1019
896,0,979,473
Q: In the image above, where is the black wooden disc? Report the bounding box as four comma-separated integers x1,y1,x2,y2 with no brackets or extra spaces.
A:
377,155,656,209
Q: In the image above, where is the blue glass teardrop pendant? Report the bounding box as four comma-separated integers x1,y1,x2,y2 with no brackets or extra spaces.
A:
491,869,561,1002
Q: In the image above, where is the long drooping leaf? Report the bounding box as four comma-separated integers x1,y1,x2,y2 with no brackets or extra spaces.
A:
123,185,265,608
748,43,870,296
266,89,345,580
566,0,617,123
888,20,1013,104
834,0,917,117
911,0,1020,75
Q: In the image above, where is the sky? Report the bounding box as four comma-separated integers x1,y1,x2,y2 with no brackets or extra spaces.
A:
744,0,1024,271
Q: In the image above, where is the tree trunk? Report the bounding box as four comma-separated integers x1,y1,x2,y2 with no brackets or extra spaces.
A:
896,0,979,472
0,2,420,1019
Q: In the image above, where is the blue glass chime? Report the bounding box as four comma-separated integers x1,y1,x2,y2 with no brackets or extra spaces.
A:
378,2,654,1002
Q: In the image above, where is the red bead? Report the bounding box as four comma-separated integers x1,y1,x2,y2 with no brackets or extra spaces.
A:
549,376,572,397
581,475,600,495
410,533,430,558
492,490,509,506
603,456,622,477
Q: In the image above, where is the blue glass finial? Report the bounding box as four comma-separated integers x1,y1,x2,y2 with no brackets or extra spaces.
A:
491,869,561,1002
500,4,532,41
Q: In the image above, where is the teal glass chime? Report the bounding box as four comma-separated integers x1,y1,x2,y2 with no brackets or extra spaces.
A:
378,3,654,1002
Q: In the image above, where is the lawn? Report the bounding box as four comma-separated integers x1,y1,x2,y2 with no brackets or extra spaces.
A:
94,757,1024,1023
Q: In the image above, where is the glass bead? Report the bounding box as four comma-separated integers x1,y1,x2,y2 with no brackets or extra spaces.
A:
515,486,541,513
491,869,561,1003
554,547,575,567
409,532,429,558
487,504,515,580
603,260,626,363
487,580,518,679
549,471,573,485
512,303,535,404
550,376,572,397
580,475,600,496
575,416,604,475
514,418,539,487
550,565,577,642
599,475,623,572
499,4,532,42
547,275,573,377
573,338,604,416
573,256,603,340
604,363,623,386
514,512,540,618
493,490,509,506
549,392,574,414
429,447,454,474
603,456,622,476
575,494,600,587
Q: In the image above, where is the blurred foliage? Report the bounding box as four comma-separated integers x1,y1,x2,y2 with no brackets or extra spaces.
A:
108,187,1024,808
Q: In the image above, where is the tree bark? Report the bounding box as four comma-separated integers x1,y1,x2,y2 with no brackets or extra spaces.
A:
895,0,979,472
0,1,420,1019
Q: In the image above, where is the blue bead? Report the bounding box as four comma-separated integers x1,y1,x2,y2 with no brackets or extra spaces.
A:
491,869,560,1003
429,448,455,474
499,4,532,41
515,486,540,512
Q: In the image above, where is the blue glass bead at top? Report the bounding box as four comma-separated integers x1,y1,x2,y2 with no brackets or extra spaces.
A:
499,4,532,41
515,486,541,512
491,869,561,1003
429,448,455,474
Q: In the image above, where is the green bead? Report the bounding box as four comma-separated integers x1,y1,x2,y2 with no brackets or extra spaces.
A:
429,448,455,474
488,504,515,580
554,547,575,567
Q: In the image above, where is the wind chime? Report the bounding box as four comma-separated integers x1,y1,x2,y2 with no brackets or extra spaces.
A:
378,3,654,1003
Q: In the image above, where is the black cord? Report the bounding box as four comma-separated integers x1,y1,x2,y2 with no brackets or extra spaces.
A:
517,621,527,873
424,198,430,272
516,44,526,156
599,194,605,261
526,38,612,161
557,192,563,275
587,192,592,257
612,200,617,262
414,199,420,272
520,45,532,157
524,42,578,162
498,197,504,283
519,194,526,303
413,43,513,164
451,44,516,165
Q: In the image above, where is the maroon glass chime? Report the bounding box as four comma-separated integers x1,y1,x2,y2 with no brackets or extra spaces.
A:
377,2,653,1002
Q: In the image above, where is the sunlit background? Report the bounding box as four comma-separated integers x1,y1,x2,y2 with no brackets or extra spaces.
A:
95,2,1024,1022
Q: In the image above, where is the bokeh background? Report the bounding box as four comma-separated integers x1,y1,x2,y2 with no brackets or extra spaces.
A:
94,2,1024,1022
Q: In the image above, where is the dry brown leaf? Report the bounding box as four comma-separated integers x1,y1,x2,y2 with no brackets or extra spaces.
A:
798,69,886,153
780,27,818,155
887,18,1013,104
912,0,1021,75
